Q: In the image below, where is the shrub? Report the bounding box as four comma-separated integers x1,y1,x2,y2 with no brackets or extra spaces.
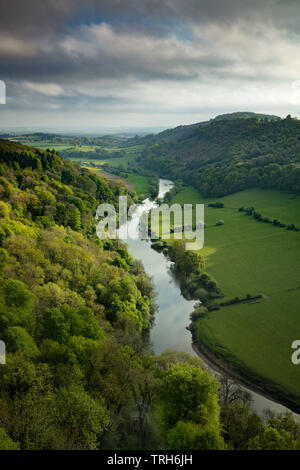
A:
208,202,224,208
190,306,208,321
207,280,218,291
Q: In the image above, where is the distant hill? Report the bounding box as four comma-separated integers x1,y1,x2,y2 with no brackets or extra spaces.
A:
141,112,281,146
139,113,300,196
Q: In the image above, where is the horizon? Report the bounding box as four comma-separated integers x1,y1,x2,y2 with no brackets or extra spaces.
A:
0,110,294,137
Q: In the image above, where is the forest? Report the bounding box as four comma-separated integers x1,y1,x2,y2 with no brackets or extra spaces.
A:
0,139,300,450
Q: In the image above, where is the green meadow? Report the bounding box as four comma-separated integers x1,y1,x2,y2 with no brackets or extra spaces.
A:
65,144,149,197
171,187,300,403
72,153,137,168
95,169,150,197
68,146,143,167
15,141,73,151
12,139,143,164
68,144,143,155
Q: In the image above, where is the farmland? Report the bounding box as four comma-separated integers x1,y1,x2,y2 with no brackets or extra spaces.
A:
125,173,150,198
170,186,300,405
70,151,138,168
89,168,150,197
11,135,149,196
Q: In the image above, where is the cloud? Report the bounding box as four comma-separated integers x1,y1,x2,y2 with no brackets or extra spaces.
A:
57,20,300,83
22,81,64,97
1,1,300,38
0,0,299,129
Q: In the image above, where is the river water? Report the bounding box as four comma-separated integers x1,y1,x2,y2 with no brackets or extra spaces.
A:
119,178,298,419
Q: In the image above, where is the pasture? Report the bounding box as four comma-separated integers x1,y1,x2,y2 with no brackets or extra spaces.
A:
171,187,300,402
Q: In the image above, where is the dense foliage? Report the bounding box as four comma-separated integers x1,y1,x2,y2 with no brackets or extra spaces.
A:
0,140,225,450
0,140,154,449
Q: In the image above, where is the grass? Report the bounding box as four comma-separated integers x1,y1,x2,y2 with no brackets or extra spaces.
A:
170,186,300,404
68,145,148,196
72,153,138,168
88,167,150,198
11,139,144,165
126,173,150,198
12,141,73,151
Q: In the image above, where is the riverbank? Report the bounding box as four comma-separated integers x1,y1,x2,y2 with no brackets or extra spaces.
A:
150,236,300,413
167,185,300,414
189,326,300,415
122,178,299,418
151,233,300,415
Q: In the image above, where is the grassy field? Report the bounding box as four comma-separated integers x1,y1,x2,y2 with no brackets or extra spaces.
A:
69,145,149,196
170,187,300,404
89,168,150,198
11,139,143,164
12,141,74,151
126,173,150,198
66,144,143,155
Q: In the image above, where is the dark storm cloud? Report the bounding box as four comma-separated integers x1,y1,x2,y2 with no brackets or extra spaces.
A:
1,2,297,85
1,0,299,41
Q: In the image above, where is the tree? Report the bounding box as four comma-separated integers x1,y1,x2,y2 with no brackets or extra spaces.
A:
181,251,205,275
129,358,160,449
0,279,35,332
0,248,8,266
5,326,39,358
219,375,252,407
61,169,74,185
72,208,81,231
54,385,110,450
3,278,34,309
248,426,296,450
159,363,224,450
221,402,264,449
167,421,226,450
161,363,221,429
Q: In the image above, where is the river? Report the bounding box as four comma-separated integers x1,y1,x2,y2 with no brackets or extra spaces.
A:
120,178,298,419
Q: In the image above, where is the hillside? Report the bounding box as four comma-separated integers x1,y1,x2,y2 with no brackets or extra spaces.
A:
0,140,158,449
0,140,231,451
140,113,300,197
140,112,281,146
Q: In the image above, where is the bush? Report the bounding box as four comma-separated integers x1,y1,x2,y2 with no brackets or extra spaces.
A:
194,288,210,302
0,428,20,450
190,306,208,321
207,280,218,291
208,202,224,208
5,326,39,358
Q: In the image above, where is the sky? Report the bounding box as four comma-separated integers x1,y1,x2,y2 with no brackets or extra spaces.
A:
0,0,300,133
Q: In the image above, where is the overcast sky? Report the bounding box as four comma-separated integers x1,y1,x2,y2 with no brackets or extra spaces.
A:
0,0,300,132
